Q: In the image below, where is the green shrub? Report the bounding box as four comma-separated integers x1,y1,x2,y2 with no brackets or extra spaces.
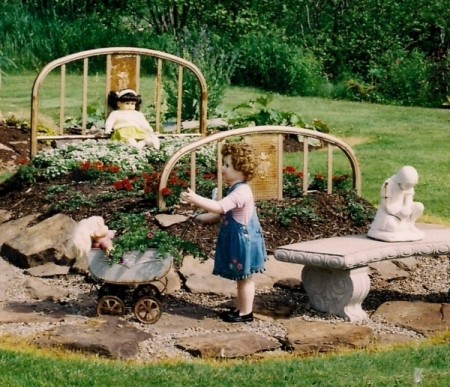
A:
0,49,16,76
160,28,236,119
331,75,381,103
371,49,434,106
232,33,326,96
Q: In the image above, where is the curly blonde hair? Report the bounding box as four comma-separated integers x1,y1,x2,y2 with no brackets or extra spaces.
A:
221,143,257,181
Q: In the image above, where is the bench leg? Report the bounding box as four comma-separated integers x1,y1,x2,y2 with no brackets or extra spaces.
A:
301,266,370,322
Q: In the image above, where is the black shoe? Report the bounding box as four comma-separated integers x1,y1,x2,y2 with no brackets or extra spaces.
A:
222,312,253,323
218,309,239,319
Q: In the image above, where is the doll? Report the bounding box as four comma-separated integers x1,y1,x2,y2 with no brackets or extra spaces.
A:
180,143,267,323
104,89,160,150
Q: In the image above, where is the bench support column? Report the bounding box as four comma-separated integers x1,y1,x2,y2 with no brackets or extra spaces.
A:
302,266,371,322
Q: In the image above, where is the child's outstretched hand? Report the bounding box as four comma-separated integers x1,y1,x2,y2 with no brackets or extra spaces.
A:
180,188,196,205
181,188,222,214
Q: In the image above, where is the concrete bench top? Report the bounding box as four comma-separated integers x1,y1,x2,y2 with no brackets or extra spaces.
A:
274,224,450,270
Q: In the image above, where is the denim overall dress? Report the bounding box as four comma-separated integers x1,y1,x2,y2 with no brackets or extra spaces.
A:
213,182,267,281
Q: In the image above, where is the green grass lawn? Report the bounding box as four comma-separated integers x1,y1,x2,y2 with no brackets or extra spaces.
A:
0,336,449,386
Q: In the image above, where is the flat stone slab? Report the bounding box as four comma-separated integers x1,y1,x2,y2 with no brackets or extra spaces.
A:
175,331,281,358
371,301,450,336
274,225,450,269
281,318,373,354
34,316,152,359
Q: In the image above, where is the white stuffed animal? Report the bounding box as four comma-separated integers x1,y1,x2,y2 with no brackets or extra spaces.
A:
67,216,114,262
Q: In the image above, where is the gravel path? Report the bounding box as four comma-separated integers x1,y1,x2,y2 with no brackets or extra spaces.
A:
0,255,448,361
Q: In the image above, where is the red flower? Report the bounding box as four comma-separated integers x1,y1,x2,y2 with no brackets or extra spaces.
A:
123,179,133,191
283,166,296,174
111,166,120,173
16,158,29,165
94,161,103,171
113,181,123,190
79,161,91,170
161,187,171,196
202,173,216,180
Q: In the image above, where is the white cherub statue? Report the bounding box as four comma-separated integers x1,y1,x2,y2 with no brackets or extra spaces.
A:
104,89,160,150
367,166,424,242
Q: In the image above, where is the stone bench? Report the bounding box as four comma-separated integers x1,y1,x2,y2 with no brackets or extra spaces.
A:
274,224,450,322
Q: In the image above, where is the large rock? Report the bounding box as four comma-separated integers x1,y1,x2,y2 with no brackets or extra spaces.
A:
24,277,70,301
176,331,281,358
0,209,12,224
281,318,373,354
180,254,301,296
1,214,76,268
368,260,409,281
34,316,152,359
0,213,40,246
180,255,235,296
26,262,70,277
371,301,450,336
155,213,188,227
0,256,24,301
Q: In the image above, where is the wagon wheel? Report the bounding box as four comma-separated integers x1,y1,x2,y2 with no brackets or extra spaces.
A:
133,296,162,324
97,296,125,317
133,284,161,302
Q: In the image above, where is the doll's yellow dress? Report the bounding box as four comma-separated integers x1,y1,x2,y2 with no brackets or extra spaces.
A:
110,126,147,142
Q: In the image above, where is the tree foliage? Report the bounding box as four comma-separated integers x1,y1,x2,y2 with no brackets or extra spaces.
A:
1,0,448,107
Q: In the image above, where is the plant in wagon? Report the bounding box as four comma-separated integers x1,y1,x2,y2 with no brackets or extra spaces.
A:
107,213,207,266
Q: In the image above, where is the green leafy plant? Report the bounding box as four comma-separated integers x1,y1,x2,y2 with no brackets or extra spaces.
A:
276,205,321,227
226,94,331,133
113,169,190,208
71,160,121,182
108,213,207,265
44,184,69,201
163,28,236,119
331,174,352,193
232,33,325,96
64,104,106,130
7,163,39,186
341,192,376,227
282,166,304,198
259,197,321,227
50,192,95,212
0,49,16,76
282,166,351,197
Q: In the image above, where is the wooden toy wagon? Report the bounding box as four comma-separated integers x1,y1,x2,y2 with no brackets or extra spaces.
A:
87,248,172,324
